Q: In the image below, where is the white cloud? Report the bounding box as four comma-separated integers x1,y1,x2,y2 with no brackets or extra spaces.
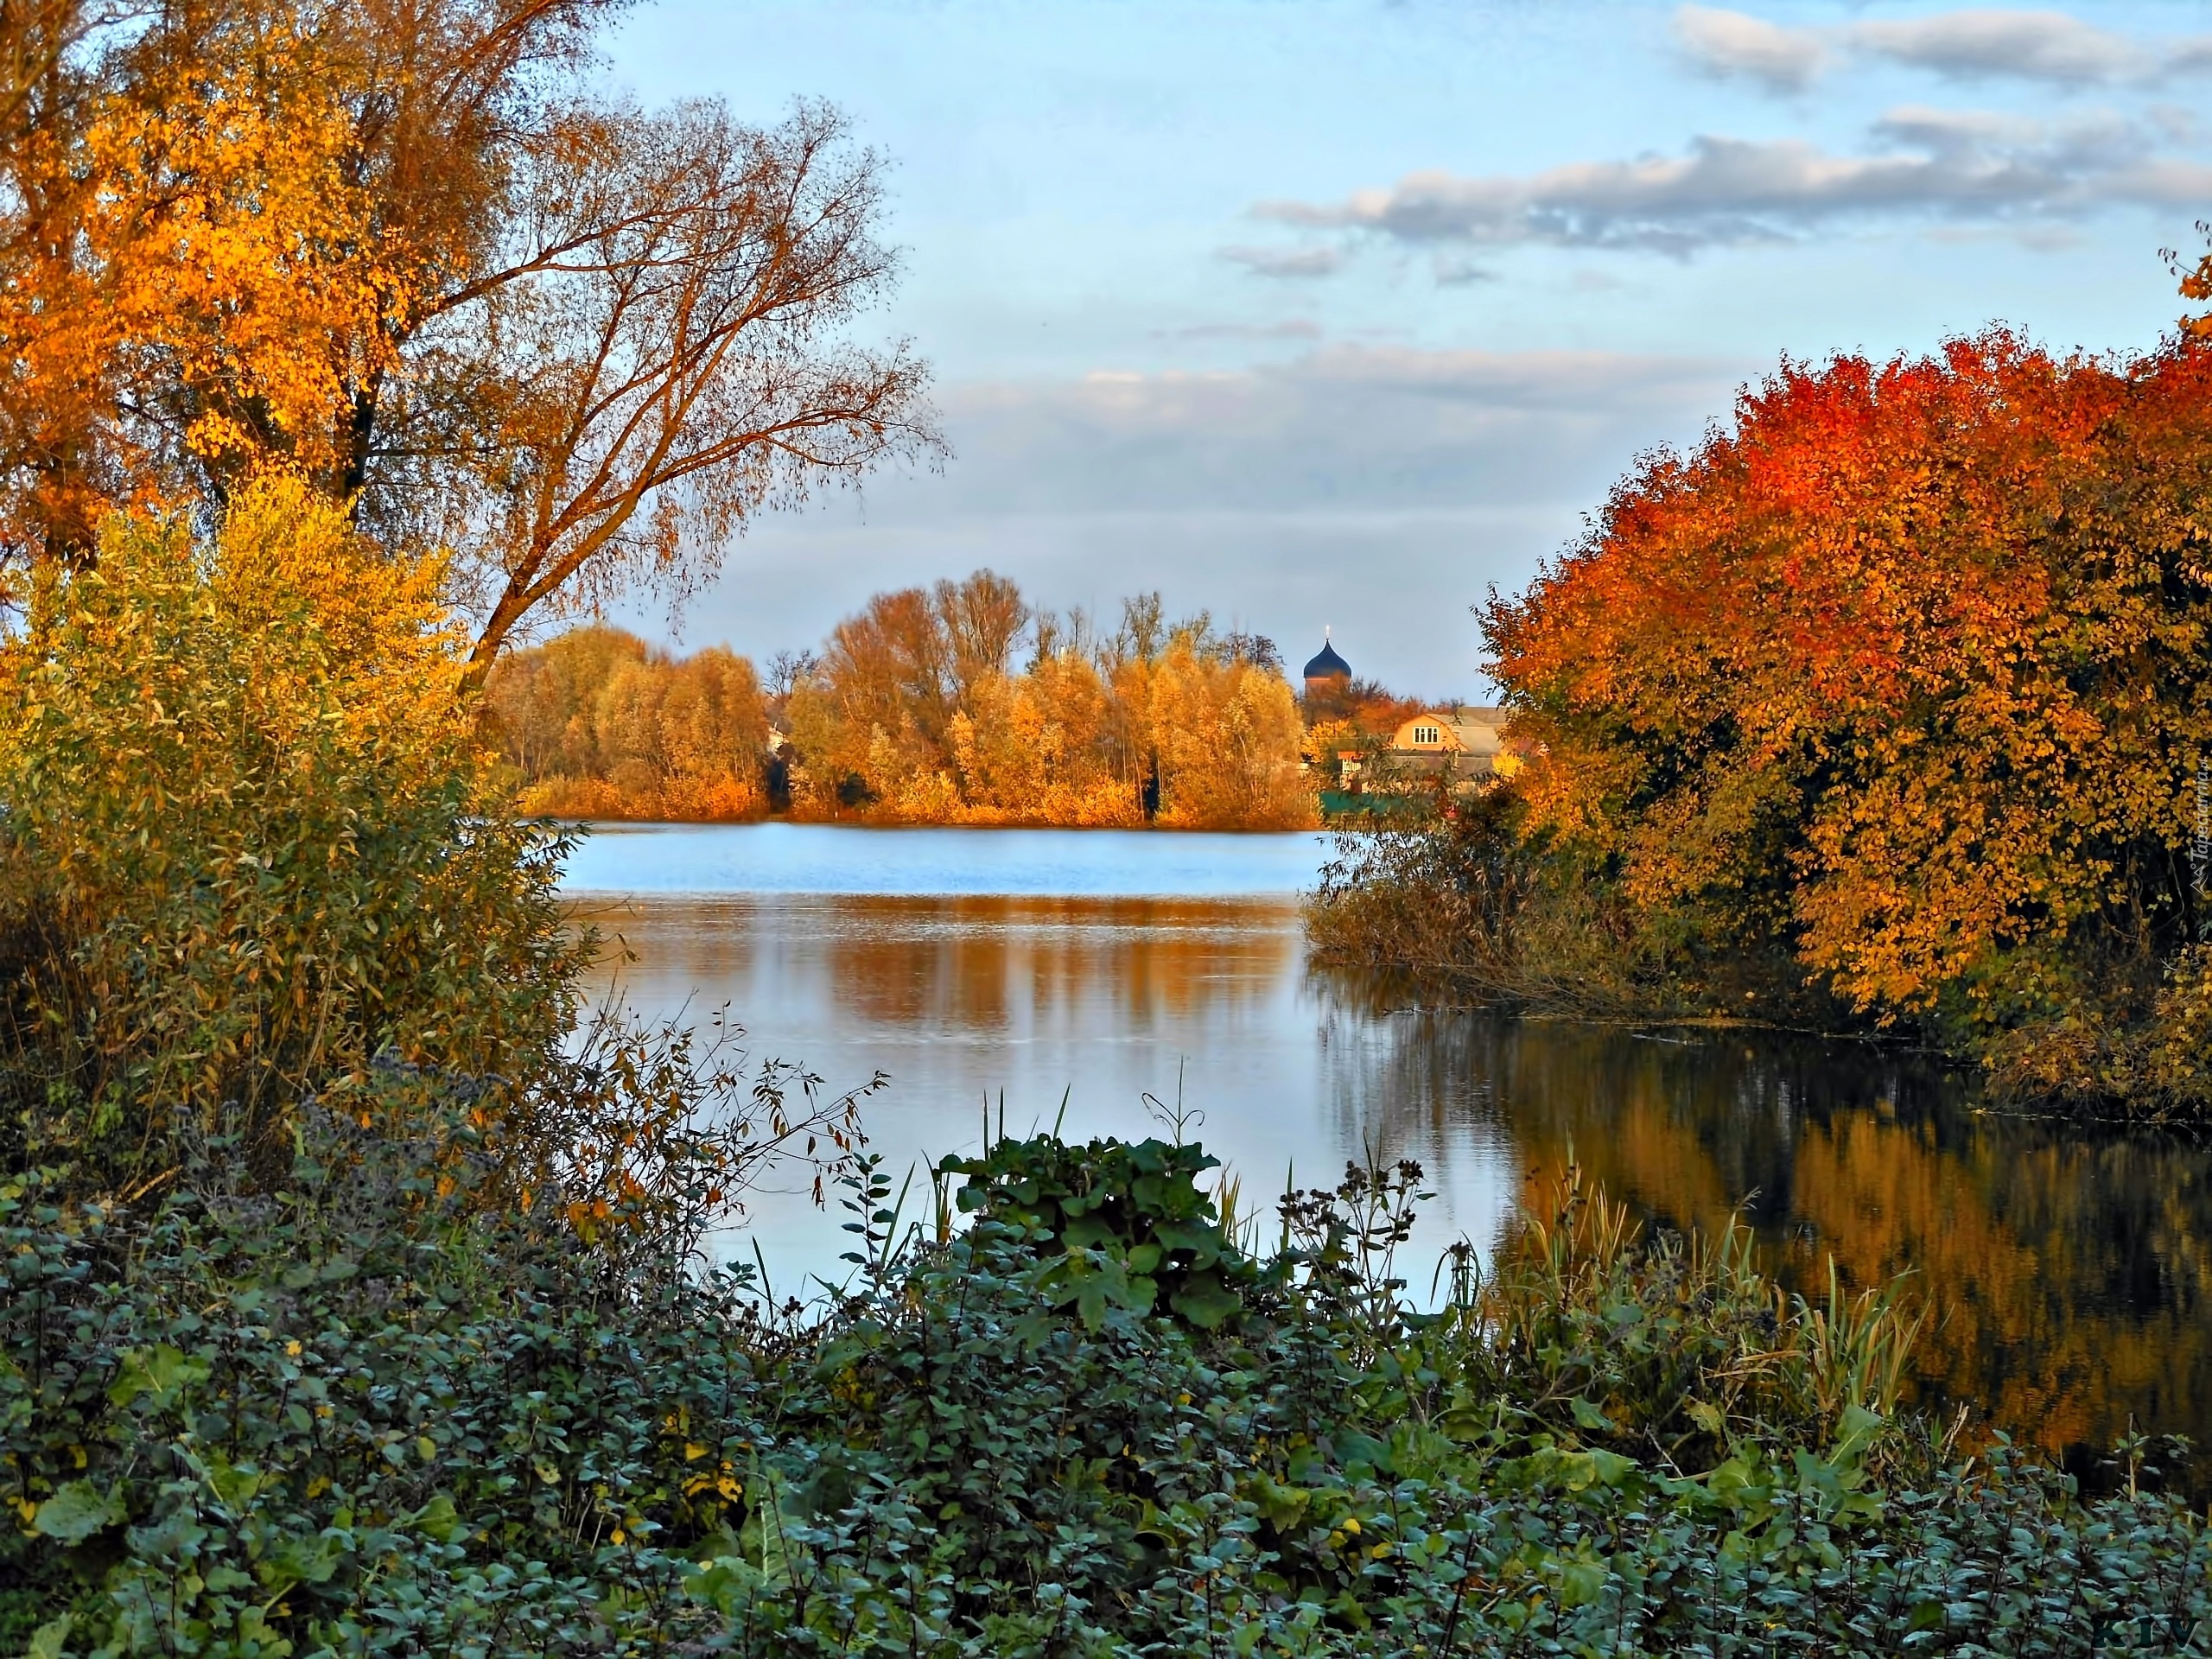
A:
1675,6,2212,90
938,349,1733,518
1253,110,2210,257
1853,10,2147,85
656,349,1741,693
1219,243,1348,277
1675,4,1829,92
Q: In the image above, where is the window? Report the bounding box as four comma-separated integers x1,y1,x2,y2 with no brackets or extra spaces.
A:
1413,725,1440,746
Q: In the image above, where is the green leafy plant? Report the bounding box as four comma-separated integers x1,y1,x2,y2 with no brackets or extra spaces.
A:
7,1123,2210,1656
939,1133,1262,1330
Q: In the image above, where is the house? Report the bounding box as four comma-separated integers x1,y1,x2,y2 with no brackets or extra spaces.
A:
1378,706,1520,789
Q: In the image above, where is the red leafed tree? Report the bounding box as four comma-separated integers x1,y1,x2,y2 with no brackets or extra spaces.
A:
1484,329,2212,1094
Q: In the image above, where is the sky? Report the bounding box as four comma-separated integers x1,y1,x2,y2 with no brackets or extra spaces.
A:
604,0,2212,697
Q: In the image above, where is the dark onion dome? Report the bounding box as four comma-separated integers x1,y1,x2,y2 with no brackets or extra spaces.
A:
1302,637,1351,682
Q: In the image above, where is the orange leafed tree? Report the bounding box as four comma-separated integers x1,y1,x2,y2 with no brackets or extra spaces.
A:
606,575,1319,830
0,2,421,562
0,1,937,666
1486,329,2212,1095
482,626,771,821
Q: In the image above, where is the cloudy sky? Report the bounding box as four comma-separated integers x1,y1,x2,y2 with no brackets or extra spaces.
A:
607,0,2212,696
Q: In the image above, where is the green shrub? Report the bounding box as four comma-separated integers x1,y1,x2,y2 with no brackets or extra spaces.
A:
938,1133,1262,1330
7,1122,2208,1657
0,479,584,1188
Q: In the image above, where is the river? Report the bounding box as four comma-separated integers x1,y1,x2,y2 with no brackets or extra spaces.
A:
565,820,2212,1494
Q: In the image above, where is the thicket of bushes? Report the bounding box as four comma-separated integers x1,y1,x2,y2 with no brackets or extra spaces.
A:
0,480,584,1187
9,1118,2210,1656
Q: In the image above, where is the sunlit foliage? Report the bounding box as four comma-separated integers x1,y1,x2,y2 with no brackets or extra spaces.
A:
0,475,581,1184
1484,329,2212,1110
0,3,937,662
483,626,771,821
787,575,1315,830
493,576,1318,830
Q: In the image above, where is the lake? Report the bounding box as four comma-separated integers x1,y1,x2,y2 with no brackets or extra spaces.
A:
567,821,2212,1493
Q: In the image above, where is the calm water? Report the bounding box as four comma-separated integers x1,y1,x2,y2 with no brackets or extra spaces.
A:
567,823,2212,1491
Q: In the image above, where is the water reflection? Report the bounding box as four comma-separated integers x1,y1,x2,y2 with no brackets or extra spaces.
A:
1318,1000,2212,1490
579,887,2212,1492
584,893,1303,1042
576,893,1519,1293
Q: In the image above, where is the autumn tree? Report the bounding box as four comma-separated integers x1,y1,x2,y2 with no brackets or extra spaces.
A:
483,626,771,820
794,583,955,798
424,98,937,671
779,575,1314,829
938,568,1029,698
1484,329,2212,1106
0,474,580,1179
1147,639,1310,829
0,0,937,667
949,652,1140,827
0,1,418,563
481,625,651,785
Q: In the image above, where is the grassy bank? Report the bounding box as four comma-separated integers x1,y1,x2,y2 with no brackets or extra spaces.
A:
1304,800,1861,1033
8,1118,2209,1656
1306,791,2212,1122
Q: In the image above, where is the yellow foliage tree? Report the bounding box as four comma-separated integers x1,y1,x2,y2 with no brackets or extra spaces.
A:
1147,645,1314,830
0,474,579,1181
947,654,1145,827
0,5,421,561
483,629,770,821
781,578,1314,829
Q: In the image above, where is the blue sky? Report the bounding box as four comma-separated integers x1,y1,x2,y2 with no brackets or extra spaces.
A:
607,1,2212,695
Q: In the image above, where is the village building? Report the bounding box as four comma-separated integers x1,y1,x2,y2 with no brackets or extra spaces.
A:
1385,707,1518,785
1300,631,1519,802
1339,707,1516,794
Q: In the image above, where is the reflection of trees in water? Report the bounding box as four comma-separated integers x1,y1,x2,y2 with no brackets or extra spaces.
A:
586,893,1300,1040
1306,971,1510,1187
586,926,2212,1486
1781,1117,2212,1484
814,896,1297,1034
1309,963,2212,1486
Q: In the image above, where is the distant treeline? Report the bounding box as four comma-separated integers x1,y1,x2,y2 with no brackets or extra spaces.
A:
483,574,1315,830
485,628,771,822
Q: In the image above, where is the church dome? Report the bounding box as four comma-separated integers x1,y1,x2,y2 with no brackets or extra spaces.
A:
1302,635,1351,683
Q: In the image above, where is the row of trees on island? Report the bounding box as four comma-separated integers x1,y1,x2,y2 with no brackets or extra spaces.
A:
484,575,1319,830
